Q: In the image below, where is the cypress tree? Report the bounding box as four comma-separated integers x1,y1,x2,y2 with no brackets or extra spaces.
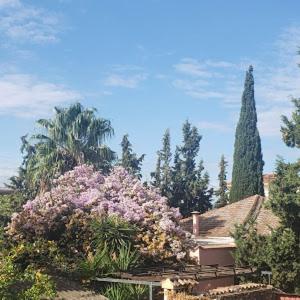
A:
159,129,172,197
151,151,162,188
120,134,145,178
170,147,185,208
230,66,264,202
215,155,229,208
151,129,171,192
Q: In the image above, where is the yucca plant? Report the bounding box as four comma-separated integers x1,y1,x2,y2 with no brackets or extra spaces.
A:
90,216,137,254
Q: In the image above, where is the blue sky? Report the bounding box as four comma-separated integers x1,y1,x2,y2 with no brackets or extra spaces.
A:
0,0,300,187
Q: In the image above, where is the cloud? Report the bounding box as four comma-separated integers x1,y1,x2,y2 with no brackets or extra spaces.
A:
173,26,300,137
0,0,62,43
174,58,212,77
0,0,20,8
0,73,81,117
198,121,232,133
104,74,147,89
258,105,293,137
103,65,147,89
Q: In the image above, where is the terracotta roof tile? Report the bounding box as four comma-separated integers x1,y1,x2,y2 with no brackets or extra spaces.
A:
180,195,280,237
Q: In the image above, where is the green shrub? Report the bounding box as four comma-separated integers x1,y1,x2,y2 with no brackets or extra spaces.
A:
0,248,56,300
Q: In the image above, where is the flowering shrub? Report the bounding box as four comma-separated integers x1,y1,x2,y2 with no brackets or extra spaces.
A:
8,165,193,261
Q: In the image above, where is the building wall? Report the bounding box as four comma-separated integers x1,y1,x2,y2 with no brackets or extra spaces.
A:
193,276,235,293
198,247,235,266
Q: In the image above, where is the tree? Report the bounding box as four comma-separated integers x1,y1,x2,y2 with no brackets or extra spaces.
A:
230,66,264,202
215,155,229,208
119,134,145,179
188,160,213,213
151,152,161,188
281,98,300,148
10,103,115,196
268,159,300,239
233,88,300,292
151,129,172,198
171,121,212,217
169,147,185,208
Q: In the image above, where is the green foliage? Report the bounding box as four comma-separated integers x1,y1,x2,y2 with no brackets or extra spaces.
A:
119,134,145,179
172,121,213,216
281,98,300,148
233,222,300,292
214,155,229,208
79,216,141,279
264,227,300,292
79,242,141,279
0,247,56,300
151,129,172,199
153,122,212,217
230,66,264,202
90,216,137,255
0,193,25,227
232,221,267,272
0,193,25,246
233,157,300,292
104,283,147,300
10,102,115,196
268,158,300,236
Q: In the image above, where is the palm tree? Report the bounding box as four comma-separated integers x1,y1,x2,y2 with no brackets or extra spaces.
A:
13,103,116,195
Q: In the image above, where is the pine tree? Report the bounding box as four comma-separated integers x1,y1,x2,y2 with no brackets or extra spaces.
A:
188,160,213,213
230,66,264,202
215,155,229,208
151,129,172,198
172,120,212,217
281,98,300,148
170,147,185,208
120,134,145,178
151,151,162,187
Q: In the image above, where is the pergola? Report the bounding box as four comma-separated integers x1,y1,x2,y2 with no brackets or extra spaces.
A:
94,264,255,300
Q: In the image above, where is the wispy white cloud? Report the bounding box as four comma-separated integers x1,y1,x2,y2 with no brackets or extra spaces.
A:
198,121,232,133
258,105,293,137
0,73,81,117
0,0,62,43
104,74,147,89
103,65,147,89
174,58,212,77
173,25,300,137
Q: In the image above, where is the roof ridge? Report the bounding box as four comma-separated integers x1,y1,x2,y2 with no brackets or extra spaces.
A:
244,195,264,226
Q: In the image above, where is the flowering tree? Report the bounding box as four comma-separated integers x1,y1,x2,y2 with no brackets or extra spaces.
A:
8,165,193,262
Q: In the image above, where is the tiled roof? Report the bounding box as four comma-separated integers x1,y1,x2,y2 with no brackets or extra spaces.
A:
180,195,280,237
206,283,272,296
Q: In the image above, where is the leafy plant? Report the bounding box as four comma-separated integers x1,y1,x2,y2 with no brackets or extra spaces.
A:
104,283,147,300
90,216,137,254
0,249,56,300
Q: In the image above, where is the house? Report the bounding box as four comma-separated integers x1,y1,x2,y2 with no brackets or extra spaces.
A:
179,195,280,290
226,174,276,198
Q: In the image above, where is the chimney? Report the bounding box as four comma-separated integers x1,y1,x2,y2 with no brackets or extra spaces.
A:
191,211,200,237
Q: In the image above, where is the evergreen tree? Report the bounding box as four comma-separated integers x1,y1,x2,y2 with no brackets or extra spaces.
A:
151,129,172,200
170,147,185,208
172,120,212,216
281,98,300,148
188,160,213,213
159,130,172,197
230,66,264,202
151,151,161,187
120,134,145,179
233,84,300,292
214,155,229,208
